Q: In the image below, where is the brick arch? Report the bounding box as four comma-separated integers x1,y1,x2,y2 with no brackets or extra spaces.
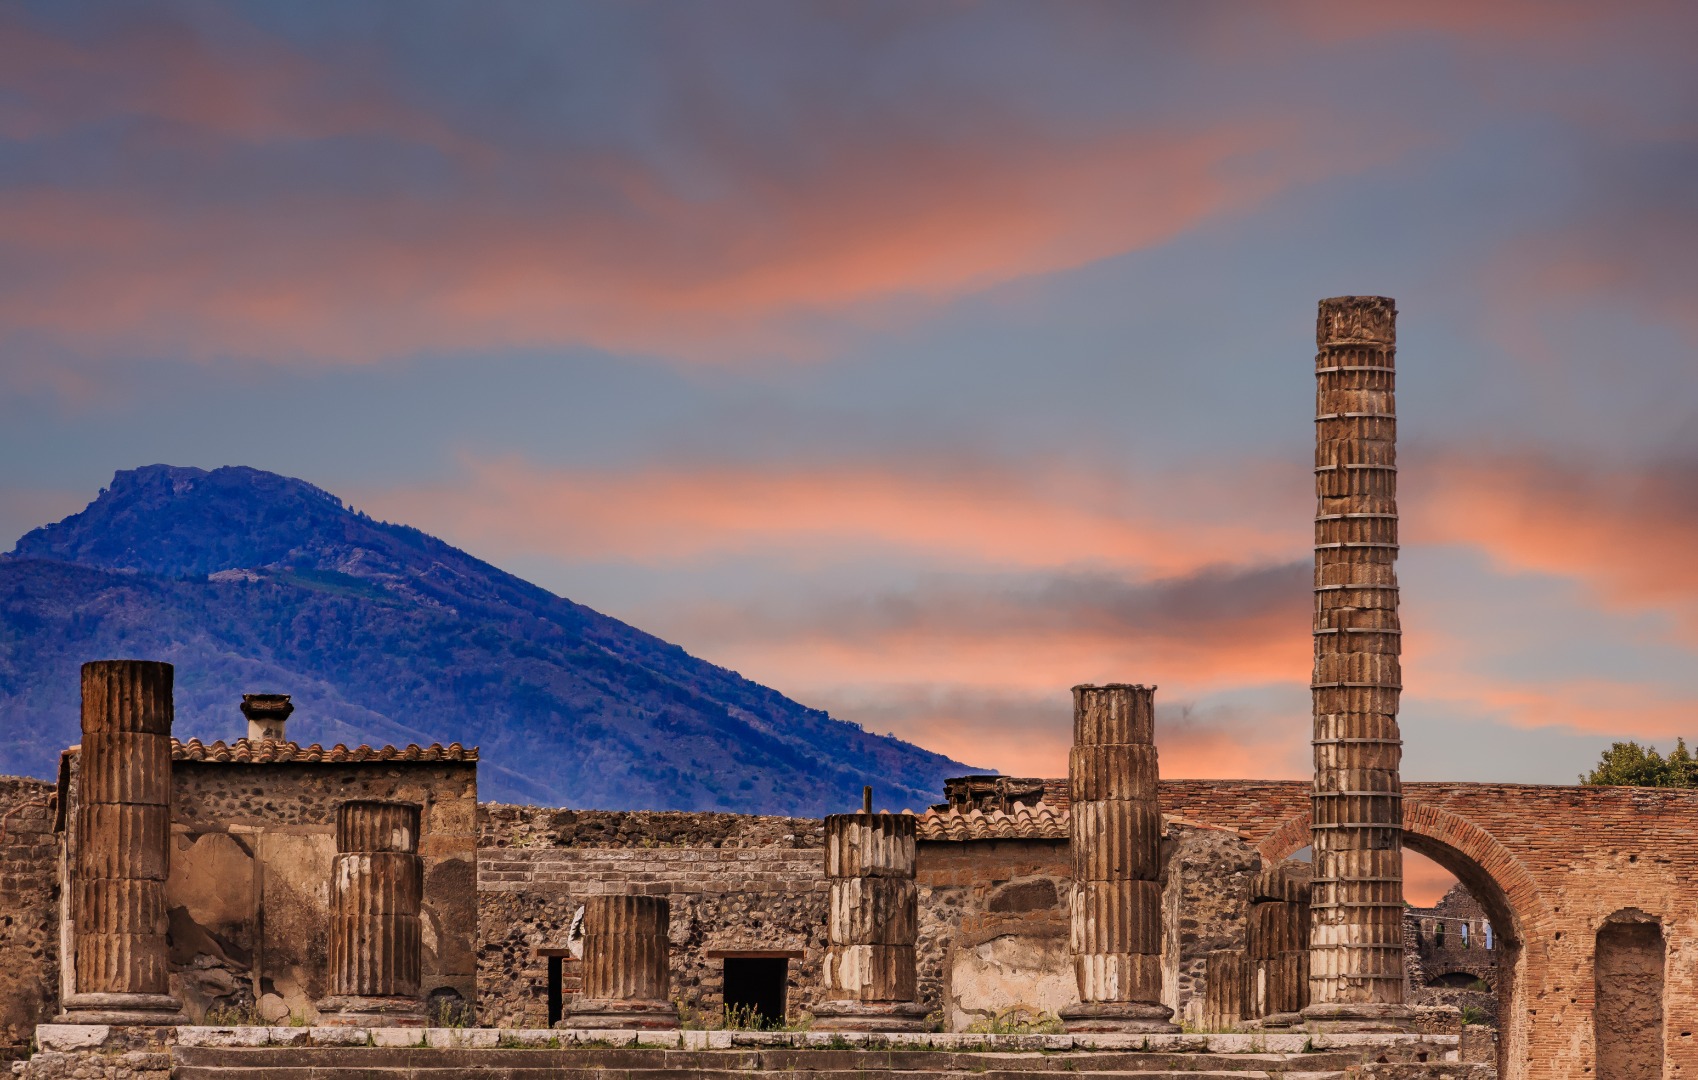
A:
1255,798,1552,942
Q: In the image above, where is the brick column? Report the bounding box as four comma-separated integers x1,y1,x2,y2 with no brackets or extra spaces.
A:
1303,296,1411,1030
318,801,426,1026
1060,684,1177,1032
560,895,678,1029
814,810,927,1032
58,660,184,1025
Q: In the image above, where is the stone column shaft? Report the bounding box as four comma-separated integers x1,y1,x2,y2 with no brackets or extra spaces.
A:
60,660,183,1025
1306,296,1409,1028
562,894,678,1030
814,811,926,1031
1061,684,1176,1033
1248,868,1311,1025
319,801,426,1026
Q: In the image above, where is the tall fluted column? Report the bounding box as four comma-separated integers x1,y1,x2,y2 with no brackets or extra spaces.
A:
318,801,426,1026
59,660,184,1025
1303,296,1411,1030
560,895,678,1029
1060,684,1177,1033
814,810,927,1032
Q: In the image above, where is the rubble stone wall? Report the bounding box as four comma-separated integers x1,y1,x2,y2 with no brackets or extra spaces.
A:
475,806,829,1028
166,762,478,1023
1159,825,1259,1028
0,777,58,1058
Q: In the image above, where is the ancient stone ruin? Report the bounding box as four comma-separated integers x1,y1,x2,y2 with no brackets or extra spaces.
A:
1,297,1690,1080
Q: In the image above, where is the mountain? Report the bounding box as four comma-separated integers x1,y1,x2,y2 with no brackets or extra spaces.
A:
0,465,974,812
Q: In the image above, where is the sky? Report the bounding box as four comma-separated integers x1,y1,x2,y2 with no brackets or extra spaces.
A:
3,2,1697,902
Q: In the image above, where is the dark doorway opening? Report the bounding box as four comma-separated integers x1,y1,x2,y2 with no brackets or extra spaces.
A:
723,957,788,1028
547,955,564,1026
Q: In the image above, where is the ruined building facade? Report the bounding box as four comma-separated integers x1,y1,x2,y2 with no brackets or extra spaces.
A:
2,298,1693,1080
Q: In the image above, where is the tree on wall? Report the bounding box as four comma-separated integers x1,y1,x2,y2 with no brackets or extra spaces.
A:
1582,739,1698,787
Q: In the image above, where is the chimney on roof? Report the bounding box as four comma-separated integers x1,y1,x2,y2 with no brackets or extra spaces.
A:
241,694,293,742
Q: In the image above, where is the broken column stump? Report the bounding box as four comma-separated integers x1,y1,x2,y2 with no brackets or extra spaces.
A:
58,660,185,1025
813,809,928,1032
559,894,678,1030
317,801,427,1026
1305,296,1411,1032
1060,683,1178,1033
1247,867,1311,1028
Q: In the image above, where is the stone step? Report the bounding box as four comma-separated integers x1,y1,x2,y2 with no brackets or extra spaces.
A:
173,1071,1286,1080
172,1046,1368,1073
167,1045,1390,1080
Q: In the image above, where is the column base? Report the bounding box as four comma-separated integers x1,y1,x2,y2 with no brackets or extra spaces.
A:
316,995,428,1027
557,998,680,1031
1247,1011,1304,1031
56,993,186,1026
1300,1002,1416,1033
1059,1002,1179,1034
810,1000,932,1033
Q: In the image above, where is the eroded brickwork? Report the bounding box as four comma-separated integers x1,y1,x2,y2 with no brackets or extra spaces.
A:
1161,778,1698,1080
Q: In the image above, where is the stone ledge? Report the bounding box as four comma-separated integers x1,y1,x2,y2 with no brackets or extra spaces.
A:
156,1026,1457,1056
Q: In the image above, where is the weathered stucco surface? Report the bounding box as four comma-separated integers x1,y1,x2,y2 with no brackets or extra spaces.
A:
163,760,478,1022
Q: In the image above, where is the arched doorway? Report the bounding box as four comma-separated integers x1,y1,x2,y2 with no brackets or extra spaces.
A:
1259,801,1549,1080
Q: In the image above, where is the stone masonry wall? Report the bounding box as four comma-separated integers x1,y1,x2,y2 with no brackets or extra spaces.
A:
917,838,1070,1029
1159,824,1260,1029
476,804,827,1028
166,761,478,1022
0,777,58,1059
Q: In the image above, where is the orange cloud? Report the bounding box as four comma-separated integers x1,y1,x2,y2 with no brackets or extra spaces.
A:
362,455,1306,573
816,685,1310,787
1408,454,1698,621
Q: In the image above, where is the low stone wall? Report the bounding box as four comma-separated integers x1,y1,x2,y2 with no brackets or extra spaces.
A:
0,777,57,1059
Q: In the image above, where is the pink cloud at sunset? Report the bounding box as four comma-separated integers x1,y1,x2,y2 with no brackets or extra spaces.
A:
0,126,1399,368
1406,454,1698,629
361,455,1307,574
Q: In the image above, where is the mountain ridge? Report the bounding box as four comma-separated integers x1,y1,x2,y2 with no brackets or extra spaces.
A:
0,464,975,812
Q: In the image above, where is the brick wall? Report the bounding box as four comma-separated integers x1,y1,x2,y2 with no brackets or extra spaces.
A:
1161,779,1698,1080
0,777,57,1058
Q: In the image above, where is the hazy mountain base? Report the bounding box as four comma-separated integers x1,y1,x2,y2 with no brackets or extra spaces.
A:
0,465,972,813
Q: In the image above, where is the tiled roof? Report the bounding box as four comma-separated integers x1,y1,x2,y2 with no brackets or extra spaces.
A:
915,802,1254,843
170,738,477,764
915,800,1068,841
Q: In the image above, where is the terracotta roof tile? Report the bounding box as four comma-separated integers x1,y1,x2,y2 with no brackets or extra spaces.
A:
170,737,477,764
915,800,1069,841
